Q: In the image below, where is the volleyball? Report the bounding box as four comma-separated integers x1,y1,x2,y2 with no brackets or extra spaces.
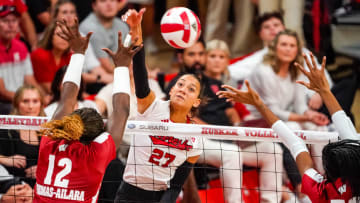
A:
160,7,201,49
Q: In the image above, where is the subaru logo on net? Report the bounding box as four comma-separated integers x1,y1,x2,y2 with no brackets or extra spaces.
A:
127,124,136,129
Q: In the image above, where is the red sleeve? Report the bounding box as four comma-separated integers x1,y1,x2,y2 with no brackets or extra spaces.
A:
31,49,53,83
14,0,28,14
301,168,352,202
88,132,116,171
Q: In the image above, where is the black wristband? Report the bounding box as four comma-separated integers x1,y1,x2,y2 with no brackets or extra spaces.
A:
133,47,150,99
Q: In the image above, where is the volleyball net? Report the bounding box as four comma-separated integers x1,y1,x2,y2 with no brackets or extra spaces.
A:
0,115,341,202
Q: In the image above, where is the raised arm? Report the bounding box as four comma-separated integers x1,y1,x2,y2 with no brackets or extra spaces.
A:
103,32,143,148
217,81,313,176
52,19,92,120
123,8,156,114
295,53,358,140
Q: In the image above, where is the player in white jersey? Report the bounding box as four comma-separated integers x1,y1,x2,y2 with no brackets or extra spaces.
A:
218,52,360,202
114,9,204,203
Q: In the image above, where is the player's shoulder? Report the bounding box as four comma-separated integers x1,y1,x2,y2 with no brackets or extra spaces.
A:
92,132,112,144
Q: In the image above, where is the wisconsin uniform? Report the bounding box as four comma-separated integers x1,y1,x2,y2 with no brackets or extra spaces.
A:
123,99,203,191
302,168,352,203
34,132,116,202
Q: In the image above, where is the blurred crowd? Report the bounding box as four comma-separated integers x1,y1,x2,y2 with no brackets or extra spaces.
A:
0,0,359,202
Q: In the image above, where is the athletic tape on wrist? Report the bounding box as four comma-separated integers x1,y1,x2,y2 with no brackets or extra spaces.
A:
124,34,132,48
62,54,85,87
272,120,308,158
113,67,130,95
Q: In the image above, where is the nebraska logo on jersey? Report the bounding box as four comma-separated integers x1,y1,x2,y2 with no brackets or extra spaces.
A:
149,135,193,151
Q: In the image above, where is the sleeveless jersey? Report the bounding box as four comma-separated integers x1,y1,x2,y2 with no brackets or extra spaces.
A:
123,99,203,191
34,132,116,202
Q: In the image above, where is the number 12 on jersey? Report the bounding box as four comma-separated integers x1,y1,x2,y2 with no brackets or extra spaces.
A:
44,155,72,188
148,148,176,167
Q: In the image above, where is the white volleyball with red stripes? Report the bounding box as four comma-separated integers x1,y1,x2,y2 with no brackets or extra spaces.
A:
160,7,201,49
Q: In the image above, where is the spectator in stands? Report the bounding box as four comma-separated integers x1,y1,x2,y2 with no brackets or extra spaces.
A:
45,66,99,117
256,0,305,41
0,165,33,203
0,85,46,188
165,38,206,95
194,39,241,126
200,39,283,203
25,0,51,34
0,4,44,114
52,0,113,94
244,30,329,127
244,30,329,202
5,0,38,51
80,0,129,74
228,11,356,121
31,22,72,94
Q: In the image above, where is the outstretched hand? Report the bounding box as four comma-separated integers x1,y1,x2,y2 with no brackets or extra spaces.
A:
217,80,263,107
56,18,92,54
102,32,143,67
122,8,146,28
122,8,145,45
295,52,330,93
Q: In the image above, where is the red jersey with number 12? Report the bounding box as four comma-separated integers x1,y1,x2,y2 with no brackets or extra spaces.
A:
33,132,116,202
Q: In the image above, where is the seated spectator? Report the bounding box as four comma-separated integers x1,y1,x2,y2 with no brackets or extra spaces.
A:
0,4,44,114
228,12,356,121
228,12,333,96
195,39,241,126
0,85,46,187
31,22,72,94
80,0,129,74
0,165,33,203
52,0,113,94
244,30,329,128
244,30,329,202
4,0,38,51
45,66,99,117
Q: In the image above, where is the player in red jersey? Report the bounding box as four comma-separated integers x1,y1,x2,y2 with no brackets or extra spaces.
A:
33,18,142,202
217,52,360,203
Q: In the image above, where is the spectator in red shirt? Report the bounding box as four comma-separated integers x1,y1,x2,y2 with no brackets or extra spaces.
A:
0,2,43,114
5,0,38,50
31,22,72,94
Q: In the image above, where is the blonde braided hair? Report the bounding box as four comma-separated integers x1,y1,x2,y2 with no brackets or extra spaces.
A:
40,114,84,141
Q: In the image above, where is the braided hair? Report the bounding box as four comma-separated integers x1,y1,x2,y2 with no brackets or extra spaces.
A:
322,139,360,198
41,108,105,144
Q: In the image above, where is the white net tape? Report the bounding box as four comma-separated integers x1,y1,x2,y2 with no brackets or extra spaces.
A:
0,115,340,144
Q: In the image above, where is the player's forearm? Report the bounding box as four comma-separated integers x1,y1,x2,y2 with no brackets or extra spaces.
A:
133,47,151,101
254,101,280,126
109,67,131,147
53,54,85,119
318,89,342,116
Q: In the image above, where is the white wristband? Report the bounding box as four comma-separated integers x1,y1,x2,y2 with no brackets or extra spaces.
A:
113,67,130,95
272,120,308,158
332,110,359,140
62,54,85,87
